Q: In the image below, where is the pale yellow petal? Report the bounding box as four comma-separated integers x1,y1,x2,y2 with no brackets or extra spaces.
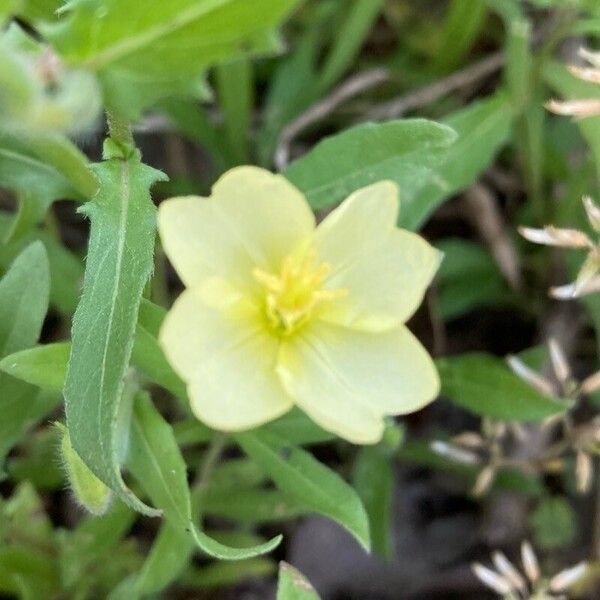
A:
277,322,438,441
277,330,389,445
313,181,399,273
159,287,292,430
158,166,315,288
319,229,441,331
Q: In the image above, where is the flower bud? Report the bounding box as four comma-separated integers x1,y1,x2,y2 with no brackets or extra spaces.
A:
57,423,112,515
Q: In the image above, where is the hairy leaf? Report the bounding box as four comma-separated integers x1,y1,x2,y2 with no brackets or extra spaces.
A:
64,153,166,516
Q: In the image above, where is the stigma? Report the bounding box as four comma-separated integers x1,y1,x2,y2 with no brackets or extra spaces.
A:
253,249,346,335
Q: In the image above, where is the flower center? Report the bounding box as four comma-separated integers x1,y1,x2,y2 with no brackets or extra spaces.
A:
253,249,346,336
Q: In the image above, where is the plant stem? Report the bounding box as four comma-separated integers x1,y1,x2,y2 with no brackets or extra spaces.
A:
106,111,134,148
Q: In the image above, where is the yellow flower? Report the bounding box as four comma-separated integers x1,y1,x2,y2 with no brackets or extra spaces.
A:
158,167,441,444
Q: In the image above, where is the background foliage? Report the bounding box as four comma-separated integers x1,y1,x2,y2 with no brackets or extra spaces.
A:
0,0,599,598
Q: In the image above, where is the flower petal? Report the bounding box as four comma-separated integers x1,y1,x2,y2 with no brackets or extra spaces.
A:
159,287,293,430
158,166,315,288
319,228,441,331
277,322,439,444
313,181,399,273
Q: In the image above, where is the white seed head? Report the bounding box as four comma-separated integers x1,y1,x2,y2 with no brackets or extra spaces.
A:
545,99,600,118
576,450,593,494
506,355,555,396
583,196,600,232
473,465,496,497
521,541,540,583
579,47,600,69
472,563,513,595
549,562,588,592
431,441,481,465
568,65,600,85
548,338,571,384
518,225,592,248
575,252,600,295
580,370,600,394
492,551,527,592
550,275,600,299
451,431,485,449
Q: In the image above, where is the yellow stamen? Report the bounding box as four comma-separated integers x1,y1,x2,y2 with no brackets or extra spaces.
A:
253,249,346,335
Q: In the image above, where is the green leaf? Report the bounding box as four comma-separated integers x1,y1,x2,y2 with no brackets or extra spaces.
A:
46,0,301,118
263,408,336,445
0,210,84,315
131,324,187,400
435,238,509,320
353,447,394,559
183,558,276,590
431,0,487,73
276,562,321,600
257,26,321,166
127,392,283,560
215,58,253,165
0,342,69,392
0,241,49,357
0,134,77,203
402,92,512,230
0,323,187,399
0,242,59,469
201,488,307,524
436,352,568,421
59,501,136,588
317,0,385,91
132,522,194,597
283,119,457,212
236,430,371,551
64,152,166,517
530,495,576,550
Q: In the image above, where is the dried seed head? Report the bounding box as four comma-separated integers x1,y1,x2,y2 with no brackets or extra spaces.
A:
492,551,527,593
430,441,481,465
545,99,600,118
451,431,485,449
549,562,588,592
472,563,513,595
542,458,565,473
583,196,600,232
575,251,600,295
473,465,496,497
506,355,555,396
576,450,593,494
580,47,600,69
548,338,571,384
550,275,600,299
518,225,593,248
521,541,540,583
568,65,600,85
580,370,600,394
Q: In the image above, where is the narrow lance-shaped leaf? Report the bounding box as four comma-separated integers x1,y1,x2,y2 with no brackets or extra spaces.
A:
401,92,512,230
283,119,457,212
0,242,58,469
436,352,568,421
64,151,166,516
236,430,371,551
127,392,283,561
